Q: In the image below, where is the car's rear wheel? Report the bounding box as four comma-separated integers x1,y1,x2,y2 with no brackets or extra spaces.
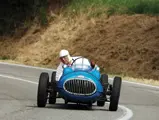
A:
49,71,57,104
97,74,108,106
100,74,108,86
109,76,122,111
37,72,49,107
97,100,105,106
88,102,92,109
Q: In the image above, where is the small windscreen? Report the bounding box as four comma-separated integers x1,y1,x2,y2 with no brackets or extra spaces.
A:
71,57,92,71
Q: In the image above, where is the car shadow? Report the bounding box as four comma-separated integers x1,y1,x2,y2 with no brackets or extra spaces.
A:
27,103,110,111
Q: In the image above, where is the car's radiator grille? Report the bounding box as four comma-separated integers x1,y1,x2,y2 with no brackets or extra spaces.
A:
64,79,96,95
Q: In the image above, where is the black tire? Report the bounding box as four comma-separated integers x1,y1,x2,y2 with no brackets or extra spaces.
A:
100,74,108,85
88,102,92,108
100,74,109,95
109,76,122,111
97,100,105,106
37,72,49,107
97,74,108,105
49,71,57,104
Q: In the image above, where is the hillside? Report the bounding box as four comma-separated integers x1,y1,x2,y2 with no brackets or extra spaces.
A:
0,14,159,81
0,0,159,82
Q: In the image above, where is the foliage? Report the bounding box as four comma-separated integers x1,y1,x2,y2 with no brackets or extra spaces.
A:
66,0,159,16
0,0,48,35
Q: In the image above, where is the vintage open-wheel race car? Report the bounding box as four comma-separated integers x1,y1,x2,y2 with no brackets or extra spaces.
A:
37,58,122,111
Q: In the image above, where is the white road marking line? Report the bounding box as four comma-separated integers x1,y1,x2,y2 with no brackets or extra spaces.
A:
117,105,133,120
0,73,133,120
123,80,159,89
109,78,159,89
0,74,38,85
0,62,53,71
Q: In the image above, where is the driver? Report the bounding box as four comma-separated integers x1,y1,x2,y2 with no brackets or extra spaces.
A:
55,49,96,81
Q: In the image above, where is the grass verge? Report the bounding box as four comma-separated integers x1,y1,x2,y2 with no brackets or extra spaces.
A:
65,0,159,16
108,74,159,86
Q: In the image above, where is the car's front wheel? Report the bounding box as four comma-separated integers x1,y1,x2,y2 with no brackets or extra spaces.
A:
37,72,49,107
49,71,57,104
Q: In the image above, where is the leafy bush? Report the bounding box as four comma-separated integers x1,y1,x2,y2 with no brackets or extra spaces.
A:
66,0,159,16
0,0,48,35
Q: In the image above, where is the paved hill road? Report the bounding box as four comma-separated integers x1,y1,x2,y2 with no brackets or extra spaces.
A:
0,62,159,120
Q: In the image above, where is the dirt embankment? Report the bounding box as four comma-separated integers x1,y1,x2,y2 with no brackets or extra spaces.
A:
0,14,159,80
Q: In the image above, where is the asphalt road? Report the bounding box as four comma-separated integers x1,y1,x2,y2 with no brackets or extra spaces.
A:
0,62,159,120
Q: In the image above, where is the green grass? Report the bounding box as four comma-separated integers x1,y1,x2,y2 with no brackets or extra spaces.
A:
65,0,159,16
0,56,10,60
1,0,158,35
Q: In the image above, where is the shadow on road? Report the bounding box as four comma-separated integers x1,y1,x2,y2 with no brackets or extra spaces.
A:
27,103,110,111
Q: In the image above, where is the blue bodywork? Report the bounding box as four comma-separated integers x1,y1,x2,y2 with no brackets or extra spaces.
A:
56,62,104,104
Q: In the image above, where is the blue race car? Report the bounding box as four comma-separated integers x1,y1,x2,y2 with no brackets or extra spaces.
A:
37,57,122,111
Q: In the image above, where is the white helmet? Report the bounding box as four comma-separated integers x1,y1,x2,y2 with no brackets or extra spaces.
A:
59,49,69,57
59,49,72,64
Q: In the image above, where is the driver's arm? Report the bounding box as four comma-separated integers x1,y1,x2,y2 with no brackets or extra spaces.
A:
56,62,63,81
90,61,95,68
